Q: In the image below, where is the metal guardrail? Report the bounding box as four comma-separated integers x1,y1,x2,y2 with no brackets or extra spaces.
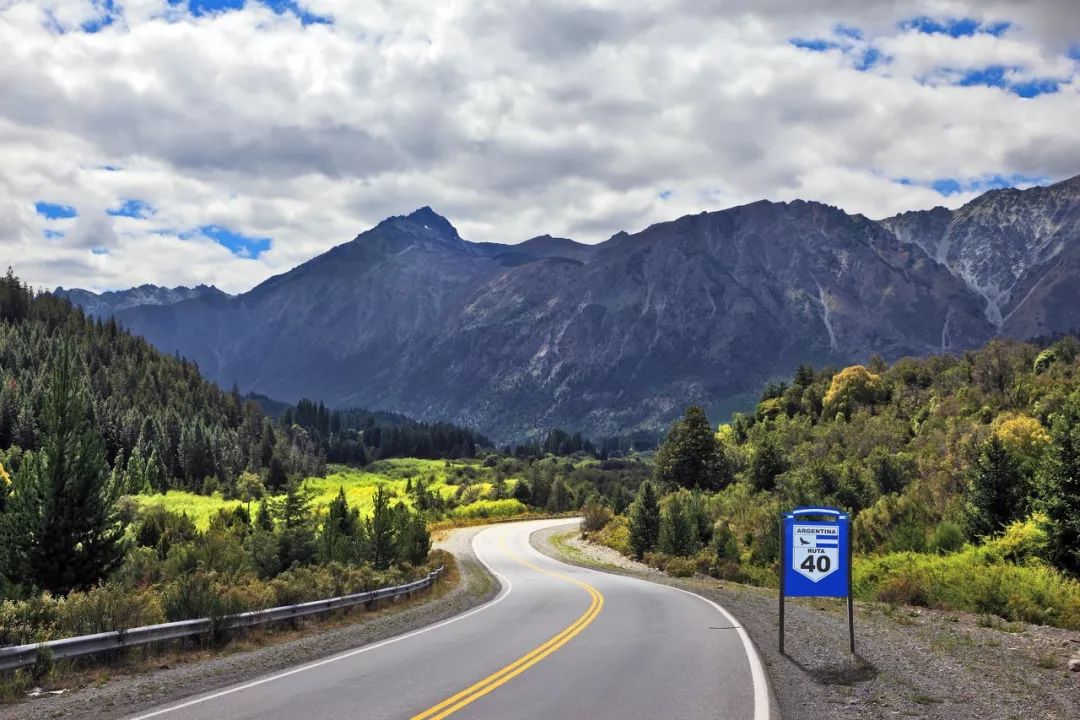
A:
0,566,444,672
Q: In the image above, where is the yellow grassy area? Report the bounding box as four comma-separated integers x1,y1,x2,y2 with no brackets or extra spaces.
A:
134,458,511,529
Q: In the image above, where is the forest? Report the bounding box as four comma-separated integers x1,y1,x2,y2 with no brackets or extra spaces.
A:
587,338,1080,629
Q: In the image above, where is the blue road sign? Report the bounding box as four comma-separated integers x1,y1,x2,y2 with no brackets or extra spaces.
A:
782,507,850,598
779,507,855,654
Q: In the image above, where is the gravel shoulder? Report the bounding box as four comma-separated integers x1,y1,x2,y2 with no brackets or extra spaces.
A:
0,526,500,720
533,523,1080,720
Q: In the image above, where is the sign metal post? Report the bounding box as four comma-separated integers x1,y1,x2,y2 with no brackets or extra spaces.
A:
779,507,853,655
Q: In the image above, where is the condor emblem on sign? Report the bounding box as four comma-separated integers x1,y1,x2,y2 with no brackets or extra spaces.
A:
791,524,839,582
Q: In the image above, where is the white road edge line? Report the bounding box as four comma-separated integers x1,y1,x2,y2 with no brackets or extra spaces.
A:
126,527,515,720
527,523,773,720
664,584,773,720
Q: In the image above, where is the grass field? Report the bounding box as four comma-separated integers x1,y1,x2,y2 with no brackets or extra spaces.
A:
134,458,521,528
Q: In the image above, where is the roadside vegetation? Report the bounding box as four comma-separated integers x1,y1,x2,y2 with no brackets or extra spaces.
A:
584,338,1080,629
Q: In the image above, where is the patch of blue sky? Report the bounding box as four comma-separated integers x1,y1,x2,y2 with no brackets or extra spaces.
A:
789,38,842,52
1069,45,1080,61
1011,78,1061,98
43,229,65,239
897,174,1048,196
91,248,109,256
169,0,331,25
931,179,963,196
81,0,118,32
941,64,1063,97
193,225,272,259
107,199,155,219
789,25,886,72
833,24,863,40
659,190,673,200
899,16,1010,38
855,47,884,71
957,64,1008,88
35,201,77,219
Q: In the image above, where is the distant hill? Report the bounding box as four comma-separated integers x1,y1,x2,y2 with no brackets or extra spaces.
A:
54,284,228,319
90,176,1080,442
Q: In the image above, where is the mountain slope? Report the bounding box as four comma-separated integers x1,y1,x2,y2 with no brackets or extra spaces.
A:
883,175,1080,329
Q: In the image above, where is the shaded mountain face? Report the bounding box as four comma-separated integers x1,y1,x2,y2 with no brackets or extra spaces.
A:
55,284,227,319
104,179,1078,441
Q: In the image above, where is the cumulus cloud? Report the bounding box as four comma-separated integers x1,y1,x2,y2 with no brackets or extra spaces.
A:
0,0,1078,293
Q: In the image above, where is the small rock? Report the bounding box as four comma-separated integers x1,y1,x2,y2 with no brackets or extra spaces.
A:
1068,657,1080,672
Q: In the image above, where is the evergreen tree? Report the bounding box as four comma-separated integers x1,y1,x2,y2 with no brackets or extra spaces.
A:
4,343,124,595
512,476,532,505
628,480,661,559
364,485,397,570
658,494,697,556
964,435,1023,538
277,479,316,568
393,504,431,566
319,486,359,563
749,435,787,492
255,496,275,531
547,477,570,512
1039,393,1080,575
266,455,288,492
654,406,728,490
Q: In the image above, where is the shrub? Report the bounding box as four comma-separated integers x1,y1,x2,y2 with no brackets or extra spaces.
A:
663,556,698,577
57,585,165,637
580,501,613,534
589,515,630,555
854,546,1080,629
927,521,966,554
0,594,61,645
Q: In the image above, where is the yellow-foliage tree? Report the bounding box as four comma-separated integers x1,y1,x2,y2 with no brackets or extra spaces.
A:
991,413,1051,465
823,365,883,418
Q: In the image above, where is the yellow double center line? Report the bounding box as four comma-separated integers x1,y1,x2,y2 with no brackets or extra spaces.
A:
409,535,604,720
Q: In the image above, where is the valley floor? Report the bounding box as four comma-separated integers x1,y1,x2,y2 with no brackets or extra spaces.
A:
532,526,1080,720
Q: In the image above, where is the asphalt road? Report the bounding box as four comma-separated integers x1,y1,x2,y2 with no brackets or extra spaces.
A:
126,519,770,720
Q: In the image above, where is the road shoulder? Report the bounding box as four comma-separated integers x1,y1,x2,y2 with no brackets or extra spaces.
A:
0,526,500,720
532,523,1080,720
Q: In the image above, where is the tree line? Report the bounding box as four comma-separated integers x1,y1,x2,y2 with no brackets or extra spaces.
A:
280,398,490,464
0,271,325,502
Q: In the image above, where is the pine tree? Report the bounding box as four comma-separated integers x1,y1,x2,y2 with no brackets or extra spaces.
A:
749,435,787,492
277,479,316,568
964,435,1023,538
364,485,397,570
267,455,288,491
658,494,697,556
320,486,359,563
628,480,661,559
512,476,532,505
5,343,124,595
1039,393,1080,575
547,477,570,512
654,405,728,490
393,504,430,566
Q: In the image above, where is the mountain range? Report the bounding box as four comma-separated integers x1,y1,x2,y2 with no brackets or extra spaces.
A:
59,175,1080,441
54,284,228,319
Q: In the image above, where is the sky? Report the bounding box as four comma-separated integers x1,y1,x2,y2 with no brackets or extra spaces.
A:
1,0,1078,294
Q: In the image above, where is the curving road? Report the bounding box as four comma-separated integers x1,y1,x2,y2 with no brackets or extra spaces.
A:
126,519,770,720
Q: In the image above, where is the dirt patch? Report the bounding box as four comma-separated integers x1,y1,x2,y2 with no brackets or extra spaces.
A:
0,526,499,720
533,524,1080,720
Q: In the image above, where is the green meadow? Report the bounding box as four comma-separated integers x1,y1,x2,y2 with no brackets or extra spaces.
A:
135,458,526,529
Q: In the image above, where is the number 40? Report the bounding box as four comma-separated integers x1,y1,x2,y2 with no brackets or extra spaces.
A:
800,554,831,573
